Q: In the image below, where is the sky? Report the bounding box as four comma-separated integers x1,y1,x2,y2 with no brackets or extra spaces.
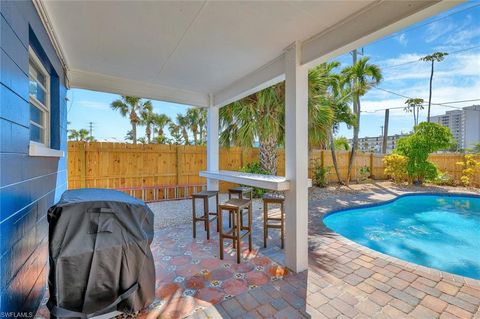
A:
67,2,480,142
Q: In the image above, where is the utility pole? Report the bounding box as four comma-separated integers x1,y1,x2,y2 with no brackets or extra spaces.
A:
382,109,389,154
88,121,94,138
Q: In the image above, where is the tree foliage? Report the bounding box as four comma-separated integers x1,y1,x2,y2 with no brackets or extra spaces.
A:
395,122,453,183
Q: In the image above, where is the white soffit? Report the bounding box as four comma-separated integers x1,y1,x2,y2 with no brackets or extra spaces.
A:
40,0,460,107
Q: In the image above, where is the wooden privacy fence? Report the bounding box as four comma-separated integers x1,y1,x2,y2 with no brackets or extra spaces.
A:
68,142,478,201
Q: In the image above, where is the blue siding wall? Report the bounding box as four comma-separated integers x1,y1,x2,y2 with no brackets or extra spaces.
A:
0,0,67,313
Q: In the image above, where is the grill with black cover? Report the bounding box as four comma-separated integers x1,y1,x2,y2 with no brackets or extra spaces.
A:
47,189,155,318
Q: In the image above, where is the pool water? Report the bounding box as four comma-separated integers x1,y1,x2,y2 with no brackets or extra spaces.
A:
323,194,480,280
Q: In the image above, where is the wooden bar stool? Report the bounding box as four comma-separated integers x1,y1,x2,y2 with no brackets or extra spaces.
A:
227,186,253,227
263,193,285,249
192,190,219,240
218,198,252,264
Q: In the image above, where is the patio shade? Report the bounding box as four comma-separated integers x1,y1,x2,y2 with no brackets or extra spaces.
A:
35,0,455,107
47,189,155,317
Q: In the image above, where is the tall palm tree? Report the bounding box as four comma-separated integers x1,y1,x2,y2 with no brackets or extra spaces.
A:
176,114,190,145
139,107,156,143
186,108,205,145
220,84,284,174
403,98,424,126
220,64,341,175
341,55,382,184
153,113,171,144
420,52,448,122
168,122,183,145
110,96,152,144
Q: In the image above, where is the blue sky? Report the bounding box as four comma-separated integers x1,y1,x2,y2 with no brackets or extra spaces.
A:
68,2,480,141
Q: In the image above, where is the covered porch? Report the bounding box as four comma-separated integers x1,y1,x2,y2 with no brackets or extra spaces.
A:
35,0,456,274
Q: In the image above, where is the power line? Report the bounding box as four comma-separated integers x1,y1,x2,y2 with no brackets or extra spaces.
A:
372,2,480,45
372,87,479,109
379,44,480,70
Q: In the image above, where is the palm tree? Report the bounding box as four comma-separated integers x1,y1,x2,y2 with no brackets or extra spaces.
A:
111,96,153,144
420,52,448,122
68,128,95,142
186,108,206,145
168,122,183,145
333,136,350,151
220,64,342,175
220,84,284,174
139,107,156,143
341,55,382,184
152,113,171,144
404,98,424,126
176,114,190,145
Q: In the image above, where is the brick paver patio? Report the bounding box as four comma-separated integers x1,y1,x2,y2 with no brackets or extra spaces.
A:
35,183,480,318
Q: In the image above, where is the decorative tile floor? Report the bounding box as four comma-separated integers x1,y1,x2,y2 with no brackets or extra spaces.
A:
35,208,290,319
35,183,480,319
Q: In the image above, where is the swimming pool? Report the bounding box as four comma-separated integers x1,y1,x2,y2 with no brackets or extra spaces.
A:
323,194,480,280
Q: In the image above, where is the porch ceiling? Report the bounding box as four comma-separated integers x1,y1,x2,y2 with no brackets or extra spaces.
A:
38,0,459,107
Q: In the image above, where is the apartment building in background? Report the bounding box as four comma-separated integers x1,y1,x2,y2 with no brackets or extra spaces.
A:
349,133,410,154
431,105,480,150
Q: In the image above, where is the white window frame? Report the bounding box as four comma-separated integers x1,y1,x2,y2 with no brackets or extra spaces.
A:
29,47,50,147
28,48,63,157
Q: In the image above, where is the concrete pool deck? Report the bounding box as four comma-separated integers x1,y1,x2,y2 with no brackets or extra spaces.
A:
35,182,480,318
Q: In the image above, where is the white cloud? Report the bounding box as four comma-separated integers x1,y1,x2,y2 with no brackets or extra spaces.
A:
395,33,408,46
425,21,456,43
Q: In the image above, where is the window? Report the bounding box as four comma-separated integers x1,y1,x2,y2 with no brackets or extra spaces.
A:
29,48,50,146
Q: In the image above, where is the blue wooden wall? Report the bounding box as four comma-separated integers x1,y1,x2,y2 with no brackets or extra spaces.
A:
0,0,67,313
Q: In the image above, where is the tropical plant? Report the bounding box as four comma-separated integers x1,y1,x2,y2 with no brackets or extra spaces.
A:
341,54,382,184
220,84,284,175
111,96,153,144
137,137,147,144
152,113,171,144
383,153,408,183
403,98,424,126
186,108,207,145
472,142,480,154
168,122,184,145
68,128,95,142
358,165,370,183
395,122,453,184
176,114,191,145
139,108,156,144
312,161,330,187
333,136,350,151
456,154,480,187
239,162,269,197
420,52,448,122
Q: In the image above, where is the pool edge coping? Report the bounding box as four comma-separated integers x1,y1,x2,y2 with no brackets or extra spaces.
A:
318,191,480,288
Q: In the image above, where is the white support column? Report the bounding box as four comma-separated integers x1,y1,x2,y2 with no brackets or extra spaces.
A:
284,42,309,272
206,95,219,191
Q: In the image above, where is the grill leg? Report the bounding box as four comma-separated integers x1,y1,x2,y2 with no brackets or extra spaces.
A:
192,197,196,238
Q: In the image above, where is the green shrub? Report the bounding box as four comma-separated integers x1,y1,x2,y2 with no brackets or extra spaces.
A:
239,162,268,197
395,122,453,184
384,154,408,183
456,154,480,187
312,161,330,187
358,165,370,183
432,171,456,186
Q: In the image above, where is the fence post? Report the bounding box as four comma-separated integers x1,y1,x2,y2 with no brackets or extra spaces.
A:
80,142,86,188
176,145,180,187
241,148,245,168
369,153,374,179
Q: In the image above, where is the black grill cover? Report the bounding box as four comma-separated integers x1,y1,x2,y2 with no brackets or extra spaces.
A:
47,189,155,318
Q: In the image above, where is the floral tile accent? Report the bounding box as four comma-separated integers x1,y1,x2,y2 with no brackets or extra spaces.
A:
35,213,289,319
